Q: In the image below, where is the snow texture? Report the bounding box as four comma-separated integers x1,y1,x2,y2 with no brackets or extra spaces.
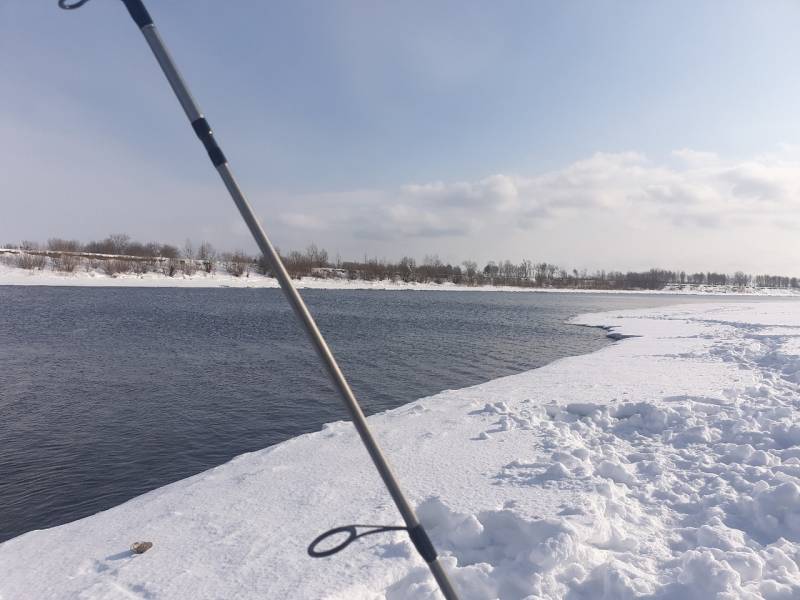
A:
2,302,800,599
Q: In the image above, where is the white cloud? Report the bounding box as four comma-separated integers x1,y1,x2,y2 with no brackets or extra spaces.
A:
279,213,328,231
270,149,800,272
672,149,721,167
294,149,800,236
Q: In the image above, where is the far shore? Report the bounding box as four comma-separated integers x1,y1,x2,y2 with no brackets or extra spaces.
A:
2,264,799,296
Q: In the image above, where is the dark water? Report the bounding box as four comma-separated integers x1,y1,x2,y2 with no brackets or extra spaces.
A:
0,287,778,542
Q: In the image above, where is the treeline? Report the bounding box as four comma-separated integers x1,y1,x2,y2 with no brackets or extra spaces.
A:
2,235,217,277
3,236,799,290
256,247,800,290
21,235,213,261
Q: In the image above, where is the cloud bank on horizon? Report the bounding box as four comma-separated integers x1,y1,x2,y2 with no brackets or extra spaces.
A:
271,147,800,273
294,148,800,237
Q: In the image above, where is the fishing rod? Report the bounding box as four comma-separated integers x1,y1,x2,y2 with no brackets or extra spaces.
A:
56,1,459,598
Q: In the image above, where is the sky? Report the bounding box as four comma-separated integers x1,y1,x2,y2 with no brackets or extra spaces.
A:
2,1,800,274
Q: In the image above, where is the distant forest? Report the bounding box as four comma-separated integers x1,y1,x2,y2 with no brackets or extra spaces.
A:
2,234,799,291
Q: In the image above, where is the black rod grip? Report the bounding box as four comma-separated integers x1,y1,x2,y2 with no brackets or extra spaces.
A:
191,118,227,167
408,524,438,563
121,0,153,28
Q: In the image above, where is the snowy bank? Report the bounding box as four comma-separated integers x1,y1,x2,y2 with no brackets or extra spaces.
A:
1,263,799,295
3,302,800,599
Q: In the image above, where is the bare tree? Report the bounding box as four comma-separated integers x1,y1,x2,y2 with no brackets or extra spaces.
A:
102,259,132,276
460,260,477,284
183,239,195,260
282,250,311,278
305,243,329,268
16,252,46,270
182,239,197,275
198,241,216,273
47,238,82,252
108,234,130,255
52,254,80,273
159,244,179,259
222,251,250,277
733,271,750,287
161,259,178,277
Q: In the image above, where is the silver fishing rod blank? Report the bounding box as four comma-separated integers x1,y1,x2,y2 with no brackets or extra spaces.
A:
58,1,460,598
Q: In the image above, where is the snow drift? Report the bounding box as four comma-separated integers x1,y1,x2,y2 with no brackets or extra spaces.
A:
2,302,800,599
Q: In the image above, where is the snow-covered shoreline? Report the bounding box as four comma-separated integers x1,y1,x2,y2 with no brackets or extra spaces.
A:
1,263,799,295
3,302,800,599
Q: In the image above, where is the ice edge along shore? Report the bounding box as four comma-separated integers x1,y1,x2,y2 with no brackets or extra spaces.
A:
2,302,800,599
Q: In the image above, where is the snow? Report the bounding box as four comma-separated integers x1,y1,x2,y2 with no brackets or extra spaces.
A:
3,302,800,599
1,262,799,295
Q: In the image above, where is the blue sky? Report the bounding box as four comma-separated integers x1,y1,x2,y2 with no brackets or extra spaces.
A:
3,1,800,272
